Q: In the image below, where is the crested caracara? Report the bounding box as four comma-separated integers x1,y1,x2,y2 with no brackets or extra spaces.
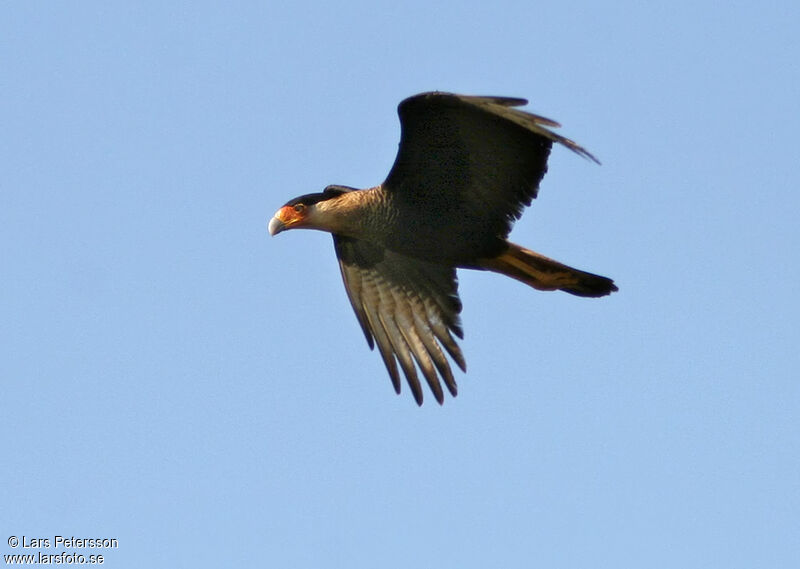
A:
269,92,617,405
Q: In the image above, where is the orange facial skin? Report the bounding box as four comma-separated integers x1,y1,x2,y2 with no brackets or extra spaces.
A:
269,204,308,235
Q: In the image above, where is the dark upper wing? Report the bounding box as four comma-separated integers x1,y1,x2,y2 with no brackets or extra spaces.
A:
382,92,598,259
334,235,466,405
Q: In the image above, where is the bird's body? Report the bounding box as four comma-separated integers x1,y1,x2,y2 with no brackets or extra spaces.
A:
269,92,617,405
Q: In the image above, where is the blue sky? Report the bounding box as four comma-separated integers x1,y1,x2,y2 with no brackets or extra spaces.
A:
2,1,798,567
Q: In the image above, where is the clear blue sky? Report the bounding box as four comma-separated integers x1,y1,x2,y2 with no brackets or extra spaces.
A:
3,2,798,567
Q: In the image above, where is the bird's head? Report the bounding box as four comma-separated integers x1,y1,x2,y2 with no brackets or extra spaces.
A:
268,193,325,236
268,186,355,236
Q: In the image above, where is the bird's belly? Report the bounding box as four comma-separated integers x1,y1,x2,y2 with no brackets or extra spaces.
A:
381,224,506,265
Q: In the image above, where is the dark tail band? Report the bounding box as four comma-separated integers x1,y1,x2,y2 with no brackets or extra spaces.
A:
478,242,617,297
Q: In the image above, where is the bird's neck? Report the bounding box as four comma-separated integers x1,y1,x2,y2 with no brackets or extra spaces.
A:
315,186,391,240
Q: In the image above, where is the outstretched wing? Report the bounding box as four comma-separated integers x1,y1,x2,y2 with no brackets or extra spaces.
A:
382,92,598,260
334,235,466,405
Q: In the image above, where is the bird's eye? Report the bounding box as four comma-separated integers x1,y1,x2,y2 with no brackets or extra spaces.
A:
293,203,306,213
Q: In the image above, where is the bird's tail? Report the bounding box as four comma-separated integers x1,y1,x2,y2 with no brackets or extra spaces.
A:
479,242,617,297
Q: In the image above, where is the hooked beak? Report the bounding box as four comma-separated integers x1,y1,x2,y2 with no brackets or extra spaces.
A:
268,216,286,236
268,205,298,236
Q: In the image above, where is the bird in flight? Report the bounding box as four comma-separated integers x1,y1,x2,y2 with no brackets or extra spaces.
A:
269,92,617,405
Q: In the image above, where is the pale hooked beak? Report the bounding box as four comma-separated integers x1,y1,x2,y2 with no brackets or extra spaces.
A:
268,216,286,236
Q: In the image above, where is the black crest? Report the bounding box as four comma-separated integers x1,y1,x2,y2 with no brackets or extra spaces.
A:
282,185,356,208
